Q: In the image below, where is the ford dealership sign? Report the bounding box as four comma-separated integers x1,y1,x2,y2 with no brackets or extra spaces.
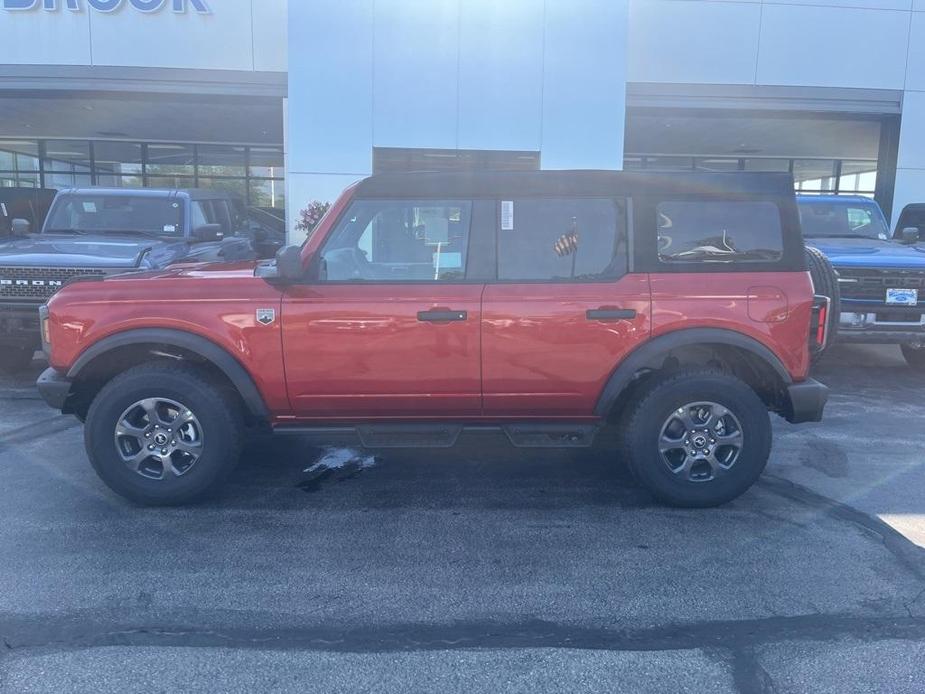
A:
3,0,209,12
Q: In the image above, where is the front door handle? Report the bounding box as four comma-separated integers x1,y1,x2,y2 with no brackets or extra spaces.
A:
587,308,637,321
418,309,468,322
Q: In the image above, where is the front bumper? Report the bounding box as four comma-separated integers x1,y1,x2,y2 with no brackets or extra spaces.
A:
36,367,72,411
0,302,41,349
836,302,925,345
784,378,828,424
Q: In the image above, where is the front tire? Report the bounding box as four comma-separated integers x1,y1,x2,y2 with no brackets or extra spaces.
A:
84,363,243,506
620,369,772,508
901,343,925,369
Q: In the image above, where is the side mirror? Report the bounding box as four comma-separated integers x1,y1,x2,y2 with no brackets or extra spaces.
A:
901,227,921,244
192,223,224,243
11,218,31,236
276,245,305,282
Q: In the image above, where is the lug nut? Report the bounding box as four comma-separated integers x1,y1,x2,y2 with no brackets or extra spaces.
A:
144,433,151,438
148,445,154,451
161,448,168,455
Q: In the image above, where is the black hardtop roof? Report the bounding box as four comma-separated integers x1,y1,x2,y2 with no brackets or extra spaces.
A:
353,170,796,199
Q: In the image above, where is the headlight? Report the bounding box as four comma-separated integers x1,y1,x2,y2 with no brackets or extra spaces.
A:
39,305,51,352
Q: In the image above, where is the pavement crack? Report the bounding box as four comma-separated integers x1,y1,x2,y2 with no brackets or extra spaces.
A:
730,647,777,694
3,613,925,656
760,475,925,583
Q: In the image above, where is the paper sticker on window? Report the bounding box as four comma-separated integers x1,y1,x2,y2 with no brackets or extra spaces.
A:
163,224,177,233
433,251,463,270
501,201,514,231
82,202,97,213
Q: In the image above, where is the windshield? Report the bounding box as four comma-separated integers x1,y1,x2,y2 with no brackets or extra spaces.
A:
798,201,889,241
45,194,184,236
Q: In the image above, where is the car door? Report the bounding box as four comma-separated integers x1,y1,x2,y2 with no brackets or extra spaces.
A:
481,196,651,417
281,197,483,418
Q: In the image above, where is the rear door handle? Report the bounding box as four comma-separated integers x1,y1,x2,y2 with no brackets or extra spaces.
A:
586,308,637,321
418,309,468,322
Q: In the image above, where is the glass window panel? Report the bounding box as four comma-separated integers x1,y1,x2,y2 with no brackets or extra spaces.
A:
793,160,837,192
93,141,143,177
43,140,91,172
321,200,471,281
249,147,285,178
197,176,247,201
498,199,626,282
198,145,246,177
249,179,285,210
657,201,783,264
0,140,40,172
743,159,791,173
145,175,196,189
694,158,740,172
94,174,144,189
839,160,877,193
44,172,93,190
0,172,39,188
46,193,184,236
145,143,196,176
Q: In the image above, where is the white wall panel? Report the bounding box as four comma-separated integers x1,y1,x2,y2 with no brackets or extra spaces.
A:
373,0,458,149
757,5,909,89
627,0,761,85
457,0,544,151
897,90,925,170
0,9,91,65
889,169,925,227
90,0,254,70
904,11,925,92
253,0,288,72
542,0,627,169
287,0,373,175
774,0,911,9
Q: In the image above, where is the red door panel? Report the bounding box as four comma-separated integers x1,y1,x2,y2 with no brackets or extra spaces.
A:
481,274,651,417
281,284,483,419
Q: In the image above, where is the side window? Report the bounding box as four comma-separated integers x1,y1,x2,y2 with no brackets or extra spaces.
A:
190,201,211,230
657,200,783,264
320,200,472,281
497,198,626,281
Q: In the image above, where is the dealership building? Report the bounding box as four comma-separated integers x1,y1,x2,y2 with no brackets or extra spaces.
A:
1,0,924,238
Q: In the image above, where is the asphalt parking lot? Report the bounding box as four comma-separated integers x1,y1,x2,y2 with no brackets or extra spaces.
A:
2,345,925,693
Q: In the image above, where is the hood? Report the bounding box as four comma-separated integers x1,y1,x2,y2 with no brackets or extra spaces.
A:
0,233,186,269
805,236,925,269
104,259,261,282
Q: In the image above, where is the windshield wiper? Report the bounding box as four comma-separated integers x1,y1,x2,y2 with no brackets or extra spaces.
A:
804,233,880,240
97,229,176,240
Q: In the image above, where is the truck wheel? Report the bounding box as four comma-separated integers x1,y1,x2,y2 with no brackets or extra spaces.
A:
901,344,925,369
84,363,243,506
805,246,840,362
619,369,772,508
0,346,35,373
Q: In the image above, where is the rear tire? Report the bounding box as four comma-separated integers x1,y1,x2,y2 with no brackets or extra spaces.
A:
805,246,840,363
0,346,35,373
619,369,772,508
901,343,925,369
84,363,243,506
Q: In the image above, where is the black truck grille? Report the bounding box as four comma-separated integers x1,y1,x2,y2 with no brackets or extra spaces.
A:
837,268,925,303
0,267,107,301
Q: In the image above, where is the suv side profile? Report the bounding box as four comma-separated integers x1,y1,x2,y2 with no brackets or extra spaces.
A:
36,171,829,508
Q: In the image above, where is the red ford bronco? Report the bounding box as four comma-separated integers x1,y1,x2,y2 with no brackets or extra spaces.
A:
36,171,829,507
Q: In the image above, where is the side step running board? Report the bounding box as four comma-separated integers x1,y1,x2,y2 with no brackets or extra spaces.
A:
274,423,599,449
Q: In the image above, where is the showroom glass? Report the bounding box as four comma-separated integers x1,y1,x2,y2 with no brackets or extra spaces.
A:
46,195,184,236
321,200,472,281
657,200,783,264
497,198,626,281
798,202,889,241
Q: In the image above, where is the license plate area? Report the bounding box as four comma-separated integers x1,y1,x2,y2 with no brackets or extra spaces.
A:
886,288,918,305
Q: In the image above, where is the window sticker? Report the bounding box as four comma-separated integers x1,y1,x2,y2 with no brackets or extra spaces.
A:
501,201,514,231
163,224,177,233
82,202,97,213
433,251,463,270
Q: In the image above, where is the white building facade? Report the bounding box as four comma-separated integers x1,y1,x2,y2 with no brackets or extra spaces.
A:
2,0,924,236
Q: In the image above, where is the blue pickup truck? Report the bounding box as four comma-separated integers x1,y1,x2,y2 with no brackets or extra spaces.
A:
798,195,925,368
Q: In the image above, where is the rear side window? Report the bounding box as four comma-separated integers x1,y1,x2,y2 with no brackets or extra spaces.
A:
497,198,626,281
657,200,783,264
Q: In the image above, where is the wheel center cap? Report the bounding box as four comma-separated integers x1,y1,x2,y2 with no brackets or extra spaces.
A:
692,434,708,449
153,433,169,446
